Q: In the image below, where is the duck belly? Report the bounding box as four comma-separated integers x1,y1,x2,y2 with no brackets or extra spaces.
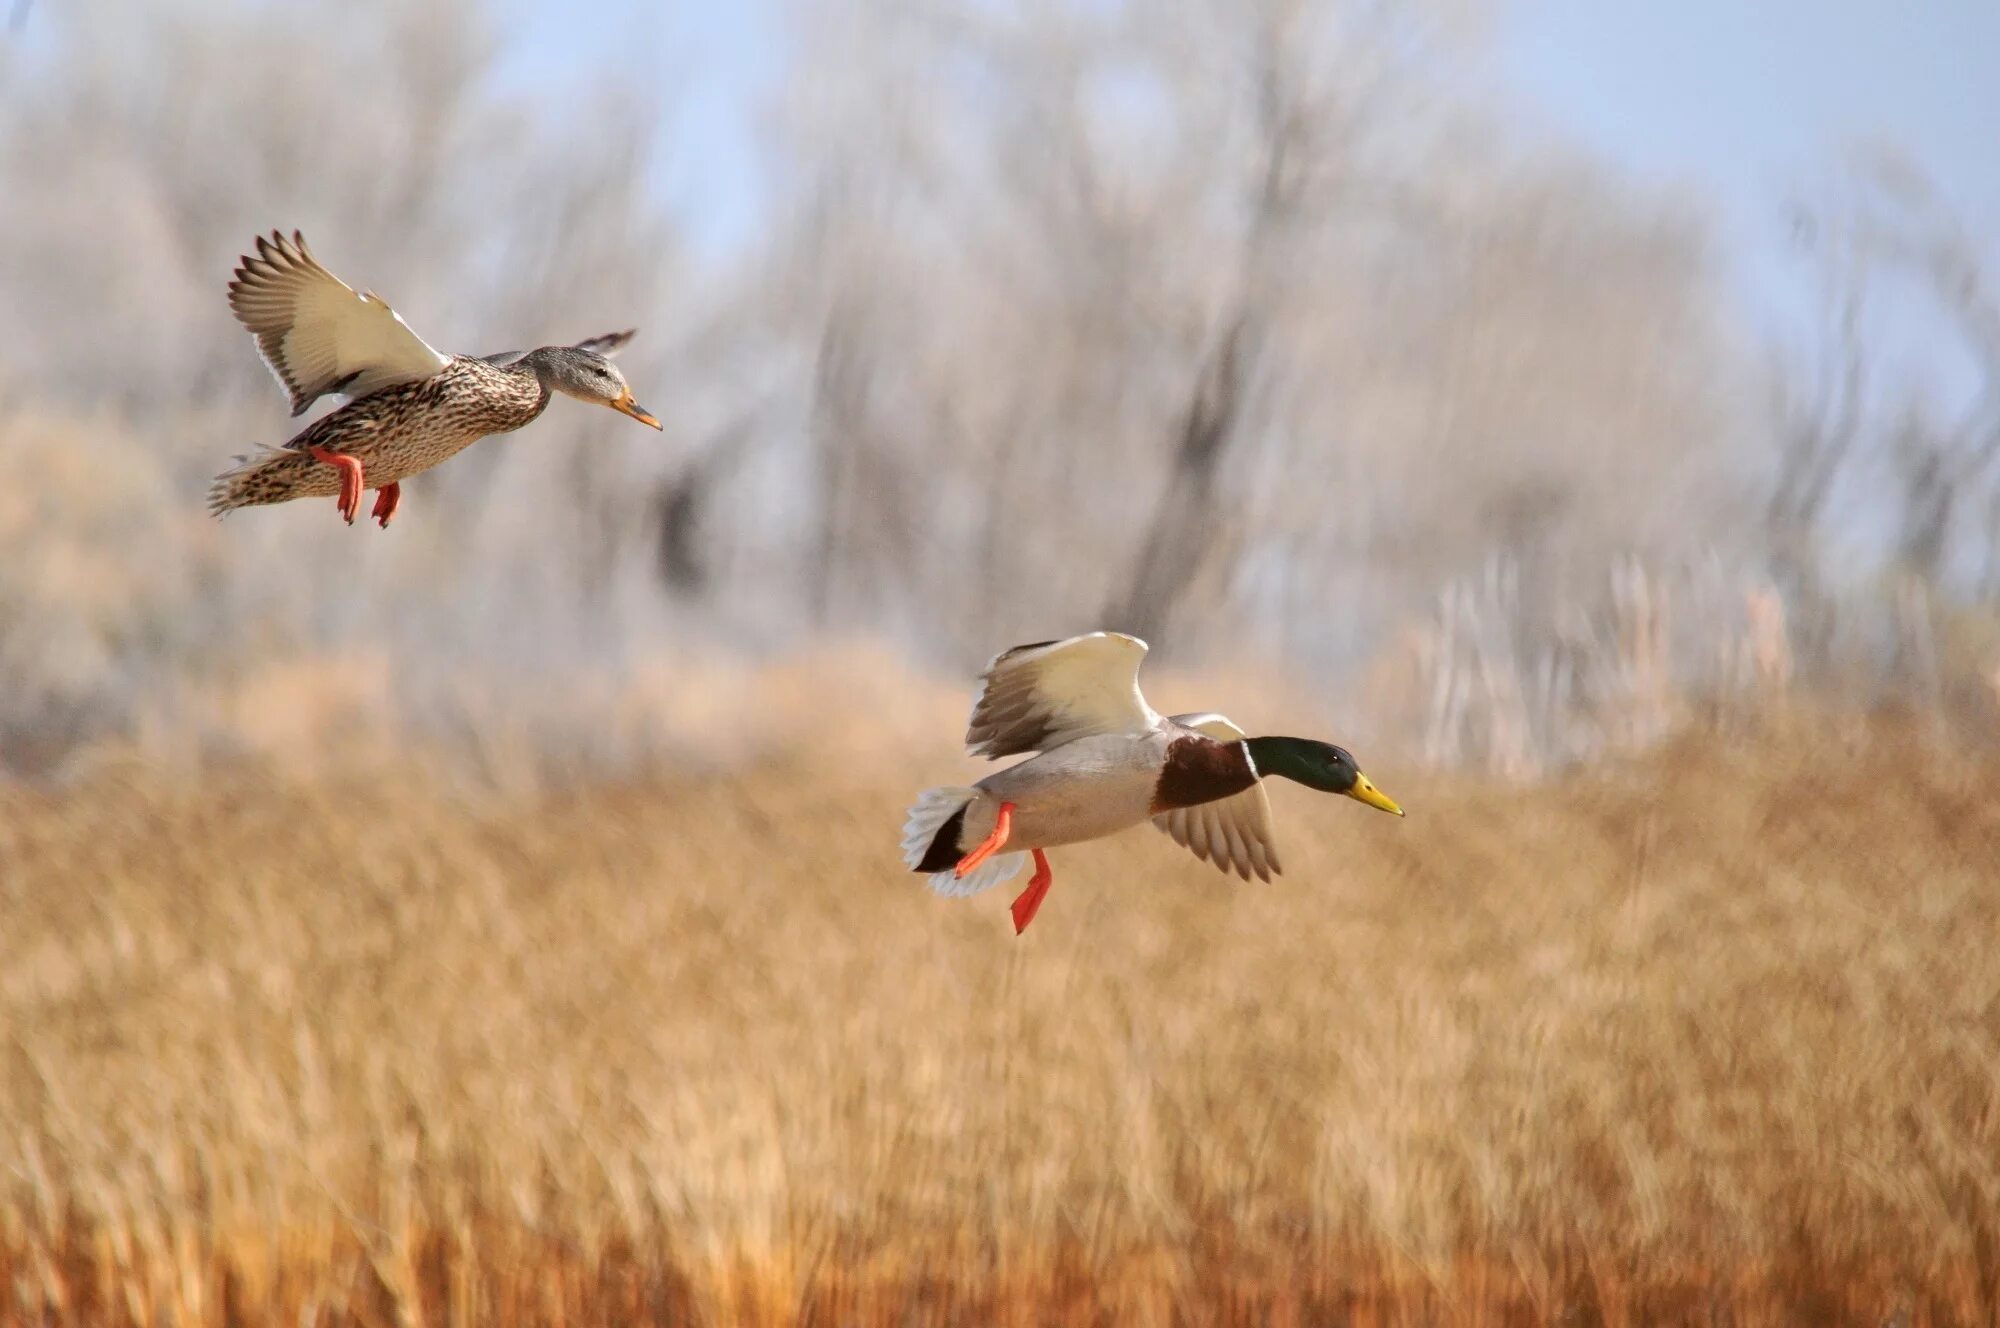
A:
345,417,489,486
293,367,537,487
967,732,1168,849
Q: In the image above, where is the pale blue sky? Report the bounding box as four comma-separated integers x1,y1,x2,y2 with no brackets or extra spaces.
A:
1502,0,2000,348
498,1,1999,356
493,1,776,260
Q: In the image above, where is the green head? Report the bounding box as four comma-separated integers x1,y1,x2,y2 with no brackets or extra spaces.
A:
1244,736,1404,816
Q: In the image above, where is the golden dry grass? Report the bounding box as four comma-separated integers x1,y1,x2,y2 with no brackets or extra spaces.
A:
4,689,2000,1325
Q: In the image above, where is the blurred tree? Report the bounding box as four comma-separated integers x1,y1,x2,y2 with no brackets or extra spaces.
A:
1774,150,2000,647
751,0,1743,680
22,0,1982,773
0,0,695,765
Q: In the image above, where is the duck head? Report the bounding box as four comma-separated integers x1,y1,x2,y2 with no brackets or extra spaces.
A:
1243,736,1404,815
525,345,661,429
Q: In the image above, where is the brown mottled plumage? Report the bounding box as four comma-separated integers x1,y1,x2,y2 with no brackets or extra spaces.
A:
208,357,552,513
209,231,660,527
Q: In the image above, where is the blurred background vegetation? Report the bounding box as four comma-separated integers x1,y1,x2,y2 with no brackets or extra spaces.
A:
2,0,1998,778
7,5,2000,1322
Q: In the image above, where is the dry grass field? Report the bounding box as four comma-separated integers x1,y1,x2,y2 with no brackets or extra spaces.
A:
4,675,1999,1325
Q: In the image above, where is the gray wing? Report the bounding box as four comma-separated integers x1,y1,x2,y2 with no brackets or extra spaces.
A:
1151,713,1281,881
478,328,638,367
963,632,1161,758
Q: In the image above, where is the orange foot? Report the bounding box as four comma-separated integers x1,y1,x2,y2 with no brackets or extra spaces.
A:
1010,849,1054,935
309,446,364,525
954,801,1015,879
371,481,401,529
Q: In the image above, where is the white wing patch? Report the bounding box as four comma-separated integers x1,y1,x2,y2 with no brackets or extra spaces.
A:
963,632,1161,758
228,230,450,415
1151,712,1282,882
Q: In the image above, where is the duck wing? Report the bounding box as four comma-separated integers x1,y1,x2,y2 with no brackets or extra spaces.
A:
963,632,1162,758
478,329,638,367
228,230,450,415
1151,713,1281,882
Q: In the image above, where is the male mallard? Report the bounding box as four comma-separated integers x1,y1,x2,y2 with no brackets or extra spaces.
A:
901,632,1405,933
207,230,661,527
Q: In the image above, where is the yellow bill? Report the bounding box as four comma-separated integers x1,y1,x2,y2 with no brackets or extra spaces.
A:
1347,772,1404,817
610,390,662,430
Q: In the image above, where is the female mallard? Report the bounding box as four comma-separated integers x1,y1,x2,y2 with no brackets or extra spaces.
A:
901,632,1404,933
208,230,661,528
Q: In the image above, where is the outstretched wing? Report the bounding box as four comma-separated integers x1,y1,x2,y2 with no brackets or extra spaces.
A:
964,632,1160,758
1151,712,1281,882
227,230,450,415
478,328,638,367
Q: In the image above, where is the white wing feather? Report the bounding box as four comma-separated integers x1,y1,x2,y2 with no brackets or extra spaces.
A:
963,632,1161,758
228,231,450,415
1151,712,1282,882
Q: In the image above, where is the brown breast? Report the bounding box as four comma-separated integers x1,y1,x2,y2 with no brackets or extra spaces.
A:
1150,735,1258,813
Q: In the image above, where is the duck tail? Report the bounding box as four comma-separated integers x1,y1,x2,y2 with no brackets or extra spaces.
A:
900,785,1025,899
206,446,327,517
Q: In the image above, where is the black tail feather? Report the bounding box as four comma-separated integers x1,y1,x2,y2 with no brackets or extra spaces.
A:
915,805,968,873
